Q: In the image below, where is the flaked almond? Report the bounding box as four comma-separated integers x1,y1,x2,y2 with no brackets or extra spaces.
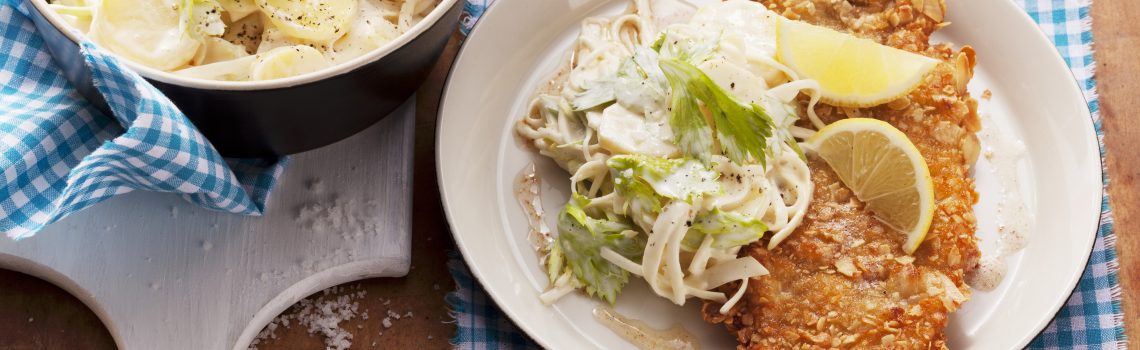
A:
887,97,912,110
890,5,915,27
835,257,858,276
912,0,945,22
962,133,981,168
953,50,974,94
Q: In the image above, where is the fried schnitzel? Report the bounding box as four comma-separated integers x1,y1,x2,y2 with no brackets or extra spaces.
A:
702,0,983,348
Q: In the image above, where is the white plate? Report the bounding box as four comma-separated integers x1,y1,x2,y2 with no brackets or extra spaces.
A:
437,0,1103,348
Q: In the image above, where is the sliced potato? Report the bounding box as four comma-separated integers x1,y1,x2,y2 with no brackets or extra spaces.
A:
89,0,201,71
193,37,251,66
325,0,402,62
216,0,259,22
255,0,357,42
250,45,331,80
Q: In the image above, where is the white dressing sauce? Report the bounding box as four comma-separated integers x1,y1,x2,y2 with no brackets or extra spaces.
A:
688,1,783,85
647,0,697,28
593,306,699,350
515,164,554,253
968,114,1034,291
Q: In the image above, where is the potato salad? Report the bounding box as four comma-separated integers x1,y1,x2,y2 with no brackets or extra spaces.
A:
48,0,438,80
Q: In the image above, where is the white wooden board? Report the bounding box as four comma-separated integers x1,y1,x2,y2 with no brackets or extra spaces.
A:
0,97,417,350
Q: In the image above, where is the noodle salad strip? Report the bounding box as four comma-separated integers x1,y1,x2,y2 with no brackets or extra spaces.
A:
515,0,823,312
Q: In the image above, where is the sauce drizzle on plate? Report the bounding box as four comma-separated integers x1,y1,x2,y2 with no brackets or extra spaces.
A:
968,113,1034,291
593,306,699,350
514,163,553,253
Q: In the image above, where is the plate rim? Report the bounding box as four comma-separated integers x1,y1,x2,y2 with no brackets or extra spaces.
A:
984,0,1103,347
436,0,1105,348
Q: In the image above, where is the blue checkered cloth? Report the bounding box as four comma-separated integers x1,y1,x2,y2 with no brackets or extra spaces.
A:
447,251,541,349
446,0,1128,349
0,1,287,239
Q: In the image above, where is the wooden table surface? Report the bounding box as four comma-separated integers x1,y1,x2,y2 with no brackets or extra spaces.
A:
1,2,1136,349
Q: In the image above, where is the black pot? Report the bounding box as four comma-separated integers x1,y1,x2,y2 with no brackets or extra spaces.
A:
23,0,462,157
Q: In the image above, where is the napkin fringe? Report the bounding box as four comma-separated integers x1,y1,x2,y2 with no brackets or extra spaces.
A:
1082,1,1126,346
444,255,466,348
1110,283,1127,350
1069,1,1101,110
1079,7,1100,106
1101,206,1127,350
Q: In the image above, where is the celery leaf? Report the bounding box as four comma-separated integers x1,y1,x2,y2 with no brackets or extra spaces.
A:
556,195,645,304
681,207,769,250
658,59,775,166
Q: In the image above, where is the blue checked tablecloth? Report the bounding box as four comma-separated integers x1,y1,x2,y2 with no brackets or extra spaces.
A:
446,0,1128,349
0,1,286,239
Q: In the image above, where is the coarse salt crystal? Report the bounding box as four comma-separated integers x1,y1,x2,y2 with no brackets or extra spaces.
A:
248,286,368,350
295,196,383,241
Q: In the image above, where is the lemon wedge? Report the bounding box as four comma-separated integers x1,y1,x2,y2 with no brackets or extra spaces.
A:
776,18,938,108
89,0,201,71
807,118,934,254
250,45,331,80
255,0,357,42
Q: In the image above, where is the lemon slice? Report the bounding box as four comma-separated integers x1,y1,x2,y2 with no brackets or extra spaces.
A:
89,0,201,71
255,0,357,42
775,19,938,108
250,45,331,80
807,118,934,254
